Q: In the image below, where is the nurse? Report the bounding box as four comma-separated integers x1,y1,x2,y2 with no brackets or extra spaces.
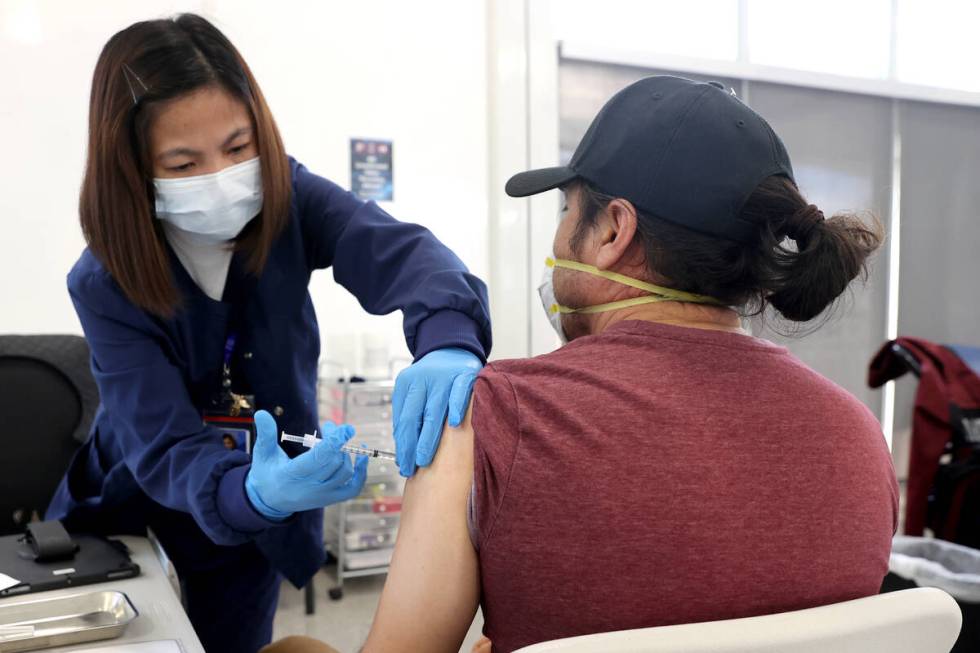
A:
46,13,491,653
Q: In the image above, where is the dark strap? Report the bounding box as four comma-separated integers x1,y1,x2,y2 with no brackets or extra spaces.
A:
24,520,78,562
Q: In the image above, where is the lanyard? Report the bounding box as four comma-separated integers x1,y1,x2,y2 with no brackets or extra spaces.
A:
218,332,252,417
221,332,237,392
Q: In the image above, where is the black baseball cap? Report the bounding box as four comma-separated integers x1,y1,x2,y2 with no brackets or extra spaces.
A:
505,76,795,244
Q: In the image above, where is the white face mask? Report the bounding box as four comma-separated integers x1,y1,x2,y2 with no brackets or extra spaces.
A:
538,262,568,344
538,256,721,345
154,157,263,244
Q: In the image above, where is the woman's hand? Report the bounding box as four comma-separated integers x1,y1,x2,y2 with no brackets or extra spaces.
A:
392,347,483,477
245,410,368,520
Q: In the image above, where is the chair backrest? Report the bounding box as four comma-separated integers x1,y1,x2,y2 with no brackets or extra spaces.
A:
0,335,99,535
513,588,962,653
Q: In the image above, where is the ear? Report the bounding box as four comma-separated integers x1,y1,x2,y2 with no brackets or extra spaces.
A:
594,198,638,271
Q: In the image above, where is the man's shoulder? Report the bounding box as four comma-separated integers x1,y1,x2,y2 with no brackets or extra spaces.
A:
482,342,586,378
474,345,593,417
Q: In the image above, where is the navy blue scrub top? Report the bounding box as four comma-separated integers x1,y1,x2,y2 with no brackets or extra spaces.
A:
46,157,492,586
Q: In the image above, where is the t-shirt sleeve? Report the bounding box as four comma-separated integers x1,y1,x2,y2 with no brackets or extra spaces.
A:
471,364,522,550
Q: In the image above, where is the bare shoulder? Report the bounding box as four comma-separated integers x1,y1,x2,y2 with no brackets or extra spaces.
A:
362,404,479,653
416,403,475,486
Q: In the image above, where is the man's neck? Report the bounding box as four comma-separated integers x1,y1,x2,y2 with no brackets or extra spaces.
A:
588,302,748,336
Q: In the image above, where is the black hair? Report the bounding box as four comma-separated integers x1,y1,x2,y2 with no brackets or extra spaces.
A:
568,176,884,325
81,13,291,317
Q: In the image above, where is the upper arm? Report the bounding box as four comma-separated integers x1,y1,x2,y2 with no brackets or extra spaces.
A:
364,404,479,653
294,160,366,271
69,272,219,466
293,160,491,359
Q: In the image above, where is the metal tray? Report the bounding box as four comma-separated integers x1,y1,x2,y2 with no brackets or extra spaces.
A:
0,590,138,652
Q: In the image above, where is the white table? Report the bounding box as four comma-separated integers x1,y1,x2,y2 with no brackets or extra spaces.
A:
0,536,204,653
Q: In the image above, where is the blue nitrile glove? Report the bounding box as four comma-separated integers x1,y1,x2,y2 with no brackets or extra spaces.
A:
392,347,483,477
245,410,369,520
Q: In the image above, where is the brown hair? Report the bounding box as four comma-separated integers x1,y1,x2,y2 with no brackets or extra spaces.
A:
569,176,884,325
79,13,291,317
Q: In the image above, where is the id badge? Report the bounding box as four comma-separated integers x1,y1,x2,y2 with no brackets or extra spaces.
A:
203,392,256,454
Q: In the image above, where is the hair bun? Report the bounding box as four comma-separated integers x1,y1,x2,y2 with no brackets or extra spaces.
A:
787,204,825,245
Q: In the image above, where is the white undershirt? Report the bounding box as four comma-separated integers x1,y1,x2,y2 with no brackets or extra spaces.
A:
162,222,234,302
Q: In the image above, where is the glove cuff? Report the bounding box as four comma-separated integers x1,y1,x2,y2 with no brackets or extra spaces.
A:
244,469,293,521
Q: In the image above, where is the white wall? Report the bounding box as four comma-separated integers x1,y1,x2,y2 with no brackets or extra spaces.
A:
208,0,489,370
0,0,490,373
485,0,563,360
0,0,194,335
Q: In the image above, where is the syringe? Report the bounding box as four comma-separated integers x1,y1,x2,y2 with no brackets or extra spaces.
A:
280,431,396,461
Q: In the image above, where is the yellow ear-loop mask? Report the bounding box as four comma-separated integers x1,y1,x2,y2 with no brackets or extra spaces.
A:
545,257,723,315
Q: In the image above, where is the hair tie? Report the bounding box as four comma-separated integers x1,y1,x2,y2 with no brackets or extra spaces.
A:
789,204,825,244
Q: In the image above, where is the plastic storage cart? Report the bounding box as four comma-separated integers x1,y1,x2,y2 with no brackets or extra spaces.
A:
319,365,404,600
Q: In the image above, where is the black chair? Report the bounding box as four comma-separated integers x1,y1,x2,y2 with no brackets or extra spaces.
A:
0,335,99,535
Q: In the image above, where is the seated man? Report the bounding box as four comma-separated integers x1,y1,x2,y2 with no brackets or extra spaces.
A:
291,77,899,653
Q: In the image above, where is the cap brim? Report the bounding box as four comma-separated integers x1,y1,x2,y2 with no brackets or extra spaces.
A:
505,166,579,198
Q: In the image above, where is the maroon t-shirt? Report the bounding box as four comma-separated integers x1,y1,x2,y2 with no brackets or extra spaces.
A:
472,320,898,653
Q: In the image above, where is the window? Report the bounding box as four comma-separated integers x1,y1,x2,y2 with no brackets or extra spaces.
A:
747,0,891,79
895,0,980,93
553,0,739,62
